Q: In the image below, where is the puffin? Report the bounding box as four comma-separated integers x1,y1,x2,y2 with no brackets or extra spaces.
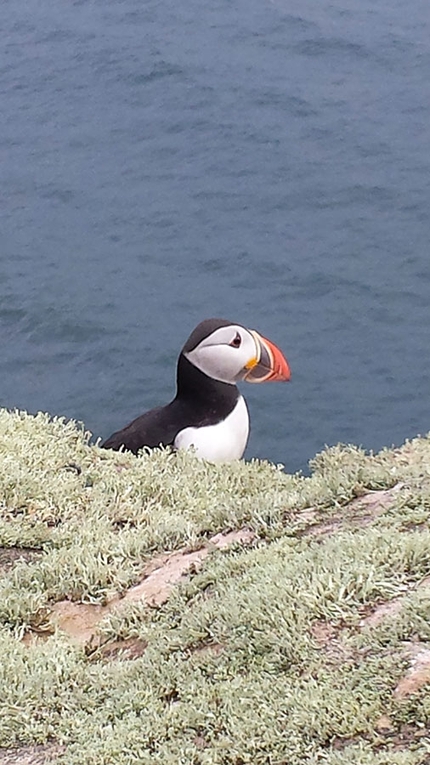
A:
101,318,290,462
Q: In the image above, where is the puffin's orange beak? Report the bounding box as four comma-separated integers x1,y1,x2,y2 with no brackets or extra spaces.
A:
244,331,291,383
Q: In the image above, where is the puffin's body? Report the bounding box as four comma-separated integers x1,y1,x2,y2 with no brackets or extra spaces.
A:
102,318,290,462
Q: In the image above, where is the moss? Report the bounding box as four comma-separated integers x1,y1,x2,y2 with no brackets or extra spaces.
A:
1,409,430,763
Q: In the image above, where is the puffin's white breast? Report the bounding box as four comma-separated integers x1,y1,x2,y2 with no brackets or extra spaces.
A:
173,395,250,462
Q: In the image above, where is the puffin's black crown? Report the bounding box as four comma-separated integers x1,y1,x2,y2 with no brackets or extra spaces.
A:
182,318,239,353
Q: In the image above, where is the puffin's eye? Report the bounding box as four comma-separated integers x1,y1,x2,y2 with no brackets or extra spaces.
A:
230,332,242,348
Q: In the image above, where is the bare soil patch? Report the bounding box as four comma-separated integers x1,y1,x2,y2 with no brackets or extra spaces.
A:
394,644,430,699
360,574,430,629
24,529,255,648
0,548,41,573
310,620,358,666
0,744,65,765
92,636,149,661
301,484,404,538
332,723,430,754
360,597,404,627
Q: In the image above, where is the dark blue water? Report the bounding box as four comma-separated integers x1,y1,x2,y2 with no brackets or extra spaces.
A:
1,0,430,472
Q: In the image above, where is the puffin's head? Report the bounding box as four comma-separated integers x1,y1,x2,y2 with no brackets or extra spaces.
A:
182,318,291,386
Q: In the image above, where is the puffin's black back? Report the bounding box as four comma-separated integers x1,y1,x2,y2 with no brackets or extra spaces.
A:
101,403,182,453
101,353,239,454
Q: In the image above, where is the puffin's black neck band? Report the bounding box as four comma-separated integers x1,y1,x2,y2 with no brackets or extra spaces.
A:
175,354,239,412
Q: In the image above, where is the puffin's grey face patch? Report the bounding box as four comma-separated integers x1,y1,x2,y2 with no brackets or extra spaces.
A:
184,325,258,385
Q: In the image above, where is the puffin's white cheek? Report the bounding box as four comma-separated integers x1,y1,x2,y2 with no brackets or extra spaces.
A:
186,346,243,384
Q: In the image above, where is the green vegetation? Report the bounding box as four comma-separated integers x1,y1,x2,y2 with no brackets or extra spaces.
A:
0,409,429,764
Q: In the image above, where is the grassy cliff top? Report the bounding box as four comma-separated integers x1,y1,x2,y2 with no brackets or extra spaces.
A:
0,409,430,765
